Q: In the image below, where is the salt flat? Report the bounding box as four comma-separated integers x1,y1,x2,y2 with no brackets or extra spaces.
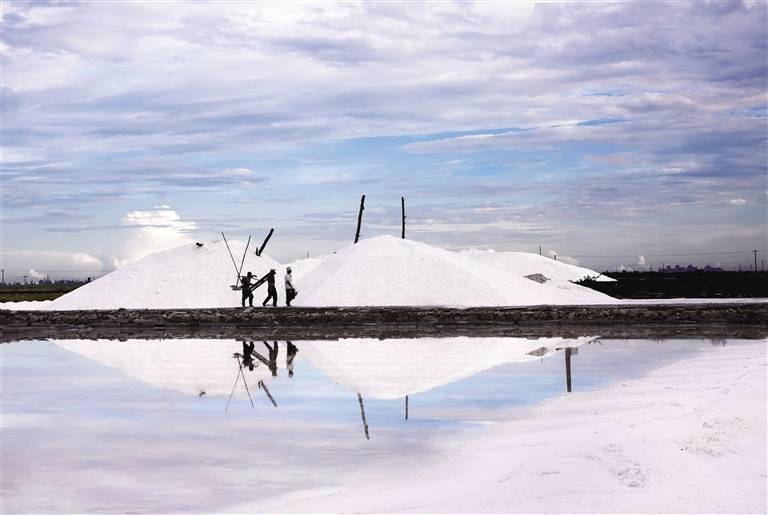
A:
249,341,767,514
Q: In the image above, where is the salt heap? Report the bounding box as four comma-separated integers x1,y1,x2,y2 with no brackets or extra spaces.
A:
46,240,282,310
294,235,616,307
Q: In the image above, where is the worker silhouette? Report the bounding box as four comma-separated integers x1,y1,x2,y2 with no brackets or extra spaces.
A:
262,269,278,307
241,271,254,307
285,267,297,306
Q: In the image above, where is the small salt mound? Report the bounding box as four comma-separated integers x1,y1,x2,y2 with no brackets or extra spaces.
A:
462,249,615,283
299,336,597,399
46,240,283,310
295,236,616,307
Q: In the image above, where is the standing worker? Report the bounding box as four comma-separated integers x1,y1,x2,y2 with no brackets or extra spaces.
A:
241,271,254,307
284,267,297,306
262,269,278,307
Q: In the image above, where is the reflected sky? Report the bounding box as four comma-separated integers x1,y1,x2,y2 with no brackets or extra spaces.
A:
0,337,747,513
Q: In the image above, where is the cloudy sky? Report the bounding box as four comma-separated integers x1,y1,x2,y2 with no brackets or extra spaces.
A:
1,0,766,280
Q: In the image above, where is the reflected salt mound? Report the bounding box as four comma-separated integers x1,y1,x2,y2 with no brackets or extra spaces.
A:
53,339,284,398
298,336,597,399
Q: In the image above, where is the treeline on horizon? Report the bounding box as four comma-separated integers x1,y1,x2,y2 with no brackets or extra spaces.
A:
580,271,768,299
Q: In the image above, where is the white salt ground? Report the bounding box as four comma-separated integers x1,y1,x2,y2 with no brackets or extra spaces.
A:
246,341,767,514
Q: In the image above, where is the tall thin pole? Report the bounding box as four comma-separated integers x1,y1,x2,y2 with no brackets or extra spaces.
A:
753,250,758,272
357,393,370,439
401,197,406,239
1,268,4,284
565,347,573,393
354,195,365,244
405,395,409,420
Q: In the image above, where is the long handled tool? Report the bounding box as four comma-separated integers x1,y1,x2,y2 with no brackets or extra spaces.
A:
225,354,255,411
222,232,240,286
236,235,251,281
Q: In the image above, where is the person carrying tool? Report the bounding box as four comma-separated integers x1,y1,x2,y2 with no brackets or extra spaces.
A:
262,269,278,307
241,271,254,307
285,267,297,306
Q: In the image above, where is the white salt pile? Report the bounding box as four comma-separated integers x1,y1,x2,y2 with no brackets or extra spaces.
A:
294,236,616,307
44,240,283,310
17,235,615,310
299,336,597,399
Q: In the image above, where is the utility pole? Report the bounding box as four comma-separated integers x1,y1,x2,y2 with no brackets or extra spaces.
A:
539,245,541,256
1,268,3,284
753,250,758,272
23,275,27,285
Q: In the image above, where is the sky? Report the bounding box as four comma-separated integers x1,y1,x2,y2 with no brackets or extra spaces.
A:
1,0,766,281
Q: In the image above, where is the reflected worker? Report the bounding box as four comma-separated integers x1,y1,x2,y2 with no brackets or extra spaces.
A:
286,341,298,377
263,341,279,376
241,341,255,371
262,269,278,307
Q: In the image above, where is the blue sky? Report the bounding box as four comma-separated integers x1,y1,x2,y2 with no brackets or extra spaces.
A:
1,1,766,280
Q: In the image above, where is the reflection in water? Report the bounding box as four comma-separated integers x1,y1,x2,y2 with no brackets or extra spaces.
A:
286,342,298,378
50,336,598,438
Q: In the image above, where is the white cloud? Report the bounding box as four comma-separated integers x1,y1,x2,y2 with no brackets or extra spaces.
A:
729,198,747,206
637,255,646,266
113,207,197,267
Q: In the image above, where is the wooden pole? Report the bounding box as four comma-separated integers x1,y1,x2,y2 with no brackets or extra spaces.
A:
259,380,278,407
565,347,573,393
401,197,406,239
354,195,365,244
256,228,274,256
357,392,370,439
405,395,409,420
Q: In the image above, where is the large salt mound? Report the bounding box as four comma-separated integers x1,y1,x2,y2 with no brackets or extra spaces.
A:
295,235,616,307
46,240,283,310
462,249,615,283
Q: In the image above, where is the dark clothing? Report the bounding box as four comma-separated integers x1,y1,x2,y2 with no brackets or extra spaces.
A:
286,342,298,377
263,342,278,376
242,341,255,370
285,287,297,306
262,272,277,306
241,275,254,307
